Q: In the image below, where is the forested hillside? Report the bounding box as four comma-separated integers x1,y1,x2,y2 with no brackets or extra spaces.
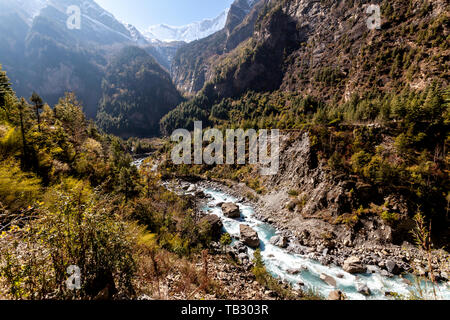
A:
96,47,183,138
0,66,290,300
161,0,450,248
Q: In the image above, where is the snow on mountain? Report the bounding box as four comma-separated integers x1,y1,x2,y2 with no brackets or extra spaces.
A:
1,0,256,45
0,0,151,47
143,8,230,43
124,23,150,46
0,0,49,25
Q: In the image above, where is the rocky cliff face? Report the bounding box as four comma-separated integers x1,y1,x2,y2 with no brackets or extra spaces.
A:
256,131,412,247
171,0,265,94
173,0,448,100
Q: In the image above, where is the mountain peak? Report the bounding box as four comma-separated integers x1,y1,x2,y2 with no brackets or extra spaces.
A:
143,7,231,43
142,0,260,43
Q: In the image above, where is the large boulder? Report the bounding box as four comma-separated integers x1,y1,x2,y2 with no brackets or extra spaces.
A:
199,214,223,240
343,256,367,274
320,273,337,287
328,290,345,300
240,225,260,248
221,202,241,218
356,283,371,296
269,235,288,248
385,260,401,275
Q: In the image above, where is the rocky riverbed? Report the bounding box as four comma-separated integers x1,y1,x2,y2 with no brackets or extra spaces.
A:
140,254,284,300
164,178,450,300
207,180,448,280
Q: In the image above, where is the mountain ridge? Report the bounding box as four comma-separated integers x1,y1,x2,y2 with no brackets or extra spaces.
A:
171,0,448,100
96,46,183,138
0,0,184,118
143,8,230,43
171,0,265,94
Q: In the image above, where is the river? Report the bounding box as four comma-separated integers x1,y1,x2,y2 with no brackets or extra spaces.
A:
134,158,449,300
198,185,450,300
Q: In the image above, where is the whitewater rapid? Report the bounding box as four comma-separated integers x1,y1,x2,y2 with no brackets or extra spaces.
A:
199,186,450,300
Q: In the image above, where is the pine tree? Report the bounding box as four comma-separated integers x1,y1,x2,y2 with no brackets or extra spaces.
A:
54,93,87,148
118,166,140,203
30,92,43,132
0,65,12,120
423,85,443,123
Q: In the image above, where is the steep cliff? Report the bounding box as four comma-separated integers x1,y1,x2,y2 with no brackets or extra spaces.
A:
171,0,448,100
171,0,265,94
207,0,448,100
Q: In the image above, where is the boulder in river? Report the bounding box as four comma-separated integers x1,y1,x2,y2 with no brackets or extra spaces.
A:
240,225,260,248
221,202,241,218
367,265,380,274
269,235,288,248
286,268,303,275
343,256,367,274
320,273,337,287
194,190,207,198
356,283,371,296
385,260,401,275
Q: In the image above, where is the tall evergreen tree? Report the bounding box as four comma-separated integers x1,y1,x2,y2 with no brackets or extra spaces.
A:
30,92,43,132
118,166,140,203
0,65,12,120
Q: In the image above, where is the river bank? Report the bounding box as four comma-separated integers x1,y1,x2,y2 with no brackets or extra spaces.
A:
162,177,450,300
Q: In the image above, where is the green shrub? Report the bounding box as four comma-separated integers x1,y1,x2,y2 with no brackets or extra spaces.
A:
220,233,232,252
380,211,400,224
0,181,136,299
351,151,372,174
328,152,345,172
0,160,41,211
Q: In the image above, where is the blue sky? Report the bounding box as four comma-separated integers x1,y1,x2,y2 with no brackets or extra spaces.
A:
95,0,234,30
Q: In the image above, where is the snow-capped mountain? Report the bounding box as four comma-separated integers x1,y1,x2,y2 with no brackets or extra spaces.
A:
0,0,151,118
143,8,230,43
0,0,149,46
142,0,259,43
0,0,49,25
124,23,150,46
0,0,259,117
